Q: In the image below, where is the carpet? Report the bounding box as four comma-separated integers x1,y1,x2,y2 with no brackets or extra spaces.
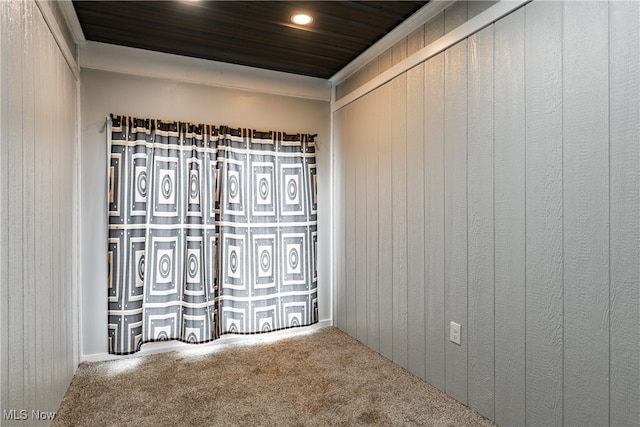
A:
54,327,495,426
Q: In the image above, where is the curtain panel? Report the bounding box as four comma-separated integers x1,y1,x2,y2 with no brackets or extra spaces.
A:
107,115,318,355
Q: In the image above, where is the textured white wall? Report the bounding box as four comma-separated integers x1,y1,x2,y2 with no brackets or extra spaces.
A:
0,0,78,423
80,68,331,359
333,1,639,426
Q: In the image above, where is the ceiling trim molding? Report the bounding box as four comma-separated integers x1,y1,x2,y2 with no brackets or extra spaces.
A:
331,0,530,112
329,0,453,85
58,0,86,43
79,41,332,102
34,0,80,81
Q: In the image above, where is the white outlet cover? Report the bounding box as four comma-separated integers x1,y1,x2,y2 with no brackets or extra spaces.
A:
450,321,461,345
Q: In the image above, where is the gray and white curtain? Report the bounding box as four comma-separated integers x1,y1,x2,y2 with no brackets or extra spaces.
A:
107,115,318,355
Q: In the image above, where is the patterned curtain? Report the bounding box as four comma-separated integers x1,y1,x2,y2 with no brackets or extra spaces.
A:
107,115,318,355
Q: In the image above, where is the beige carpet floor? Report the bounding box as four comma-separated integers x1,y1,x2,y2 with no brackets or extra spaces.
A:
54,327,494,426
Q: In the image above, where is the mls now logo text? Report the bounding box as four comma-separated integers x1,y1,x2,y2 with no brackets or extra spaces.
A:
3,409,56,421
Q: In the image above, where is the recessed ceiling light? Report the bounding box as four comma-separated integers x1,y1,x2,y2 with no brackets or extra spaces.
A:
292,14,312,25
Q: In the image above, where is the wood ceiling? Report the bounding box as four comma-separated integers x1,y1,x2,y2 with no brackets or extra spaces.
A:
73,1,428,79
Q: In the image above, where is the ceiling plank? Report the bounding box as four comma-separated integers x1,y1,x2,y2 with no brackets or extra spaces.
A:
73,1,428,79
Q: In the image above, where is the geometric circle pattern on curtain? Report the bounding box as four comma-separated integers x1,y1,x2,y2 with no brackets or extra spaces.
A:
107,115,318,355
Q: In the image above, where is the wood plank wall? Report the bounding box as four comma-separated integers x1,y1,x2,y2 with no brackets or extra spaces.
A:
0,0,78,422
332,1,639,425
335,1,499,100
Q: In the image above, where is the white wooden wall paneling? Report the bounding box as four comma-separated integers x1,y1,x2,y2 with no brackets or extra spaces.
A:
365,90,380,352
35,12,51,413
355,97,368,344
494,8,526,426
468,1,497,20
0,0,8,413
32,9,42,412
444,1,467,34
524,2,563,425
423,6,446,392
408,26,425,57
392,39,408,67
406,62,426,380
332,1,528,113
377,81,394,361
563,2,610,425
7,0,25,410
424,11,445,47
58,53,76,394
23,0,37,413
332,1,640,424
330,0,451,87
43,22,58,413
424,53,446,392
609,1,640,425
443,39,468,404
467,24,495,420
65,54,75,388
53,45,63,411
378,48,393,78
332,107,346,331
46,40,56,413
391,74,408,369
35,14,49,412
1,0,77,418
345,102,357,338
59,40,76,403
34,0,79,81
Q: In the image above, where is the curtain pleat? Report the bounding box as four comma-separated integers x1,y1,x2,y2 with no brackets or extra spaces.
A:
107,115,318,355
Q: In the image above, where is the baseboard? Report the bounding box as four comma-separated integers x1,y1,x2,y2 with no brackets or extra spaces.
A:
81,319,333,363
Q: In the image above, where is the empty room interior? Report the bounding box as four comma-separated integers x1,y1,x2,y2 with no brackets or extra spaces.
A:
1,0,638,425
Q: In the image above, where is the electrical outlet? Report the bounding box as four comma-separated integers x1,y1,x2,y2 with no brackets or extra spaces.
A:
450,321,461,345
